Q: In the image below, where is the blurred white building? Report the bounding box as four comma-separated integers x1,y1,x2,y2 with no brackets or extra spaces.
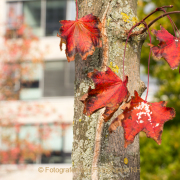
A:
0,0,76,166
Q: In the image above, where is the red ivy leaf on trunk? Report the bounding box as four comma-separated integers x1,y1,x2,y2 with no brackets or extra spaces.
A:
109,91,175,148
58,14,102,62
80,67,129,122
149,25,180,69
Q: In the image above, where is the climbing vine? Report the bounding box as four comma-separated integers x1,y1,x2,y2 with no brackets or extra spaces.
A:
58,2,179,148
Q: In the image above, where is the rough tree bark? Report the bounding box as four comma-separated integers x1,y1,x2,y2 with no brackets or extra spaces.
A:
72,0,146,179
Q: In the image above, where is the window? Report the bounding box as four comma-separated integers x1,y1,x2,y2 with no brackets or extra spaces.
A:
23,1,42,36
46,0,66,36
0,63,20,100
43,60,75,97
19,125,39,144
6,2,22,29
20,62,43,100
0,123,72,164
40,123,72,164
19,60,75,100
0,126,16,151
6,0,76,37
41,124,62,151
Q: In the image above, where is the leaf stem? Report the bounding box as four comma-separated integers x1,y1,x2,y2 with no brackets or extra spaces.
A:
76,0,78,20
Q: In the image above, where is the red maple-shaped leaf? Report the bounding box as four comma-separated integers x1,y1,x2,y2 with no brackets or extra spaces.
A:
149,25,180,69
80,67,129,122
109,91,175,148
58,14,102,62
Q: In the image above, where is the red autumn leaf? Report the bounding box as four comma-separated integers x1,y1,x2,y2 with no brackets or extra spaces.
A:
58,14,102,62
80,67,129,122
109,91,175,148
149,25,180,69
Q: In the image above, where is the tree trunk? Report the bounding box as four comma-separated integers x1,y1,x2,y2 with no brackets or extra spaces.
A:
72,0,146,179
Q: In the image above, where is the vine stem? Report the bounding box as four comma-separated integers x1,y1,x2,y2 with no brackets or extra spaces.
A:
131,11,180,36
160,8,180,37
91,1,111,180
122,7,179,98
142,5,173,21
125,5,174,37
142,21,152,102
91,108,105,180
76,0,78,20
122,7,180,99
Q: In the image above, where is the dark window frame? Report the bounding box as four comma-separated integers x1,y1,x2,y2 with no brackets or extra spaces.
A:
6,0,67,37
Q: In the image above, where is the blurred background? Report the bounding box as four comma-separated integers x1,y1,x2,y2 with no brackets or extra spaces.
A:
0,0,75,179
0,0,179,180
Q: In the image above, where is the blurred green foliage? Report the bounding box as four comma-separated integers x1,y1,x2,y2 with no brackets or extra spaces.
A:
140,126,180,180
137,0,180,179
